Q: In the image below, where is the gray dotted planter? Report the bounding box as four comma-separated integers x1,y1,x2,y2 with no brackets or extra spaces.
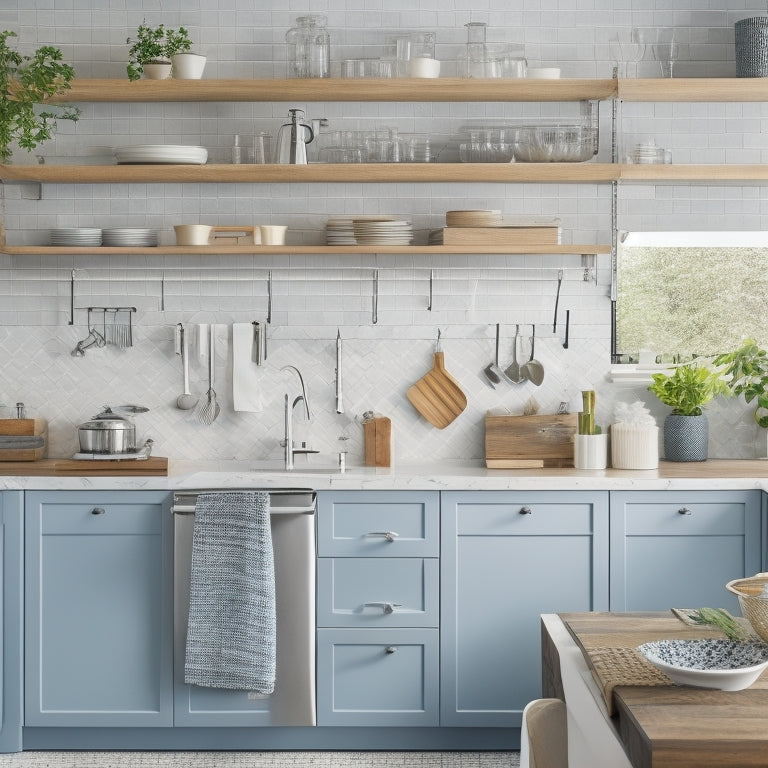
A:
663,413,708,462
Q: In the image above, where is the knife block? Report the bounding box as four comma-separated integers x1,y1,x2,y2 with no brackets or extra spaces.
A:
363,415,392,467
485,412,576,468
0,418,48,461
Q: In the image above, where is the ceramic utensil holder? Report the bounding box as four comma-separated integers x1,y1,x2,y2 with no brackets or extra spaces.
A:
573,433,608,470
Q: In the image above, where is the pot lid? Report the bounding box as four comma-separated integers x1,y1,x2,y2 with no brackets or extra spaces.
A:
79,406,135,430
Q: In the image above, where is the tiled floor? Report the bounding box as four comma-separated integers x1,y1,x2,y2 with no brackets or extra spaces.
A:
0,752,520,768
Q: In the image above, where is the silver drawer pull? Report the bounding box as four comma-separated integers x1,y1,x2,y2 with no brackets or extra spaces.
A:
366,531,400,542
678,507,692,515
91,507,106,515
364,602,402,615
519,506,532,515
385,646,398,654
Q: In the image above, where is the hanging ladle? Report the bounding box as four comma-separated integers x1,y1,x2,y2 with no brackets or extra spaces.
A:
483,323,506,388
504,324,525,384
521,324,545,386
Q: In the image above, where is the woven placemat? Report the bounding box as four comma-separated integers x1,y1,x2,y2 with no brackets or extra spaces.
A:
586,646,673,716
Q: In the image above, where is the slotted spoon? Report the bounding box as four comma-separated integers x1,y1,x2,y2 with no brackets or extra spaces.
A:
198,324,221,425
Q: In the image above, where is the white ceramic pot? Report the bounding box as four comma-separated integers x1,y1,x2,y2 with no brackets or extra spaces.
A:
573,433,608,470
174,224,213,246
259,225,288,245
142,61,172,80
172,53,207,79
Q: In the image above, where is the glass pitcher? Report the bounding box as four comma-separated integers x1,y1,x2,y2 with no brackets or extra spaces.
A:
286,15,330,78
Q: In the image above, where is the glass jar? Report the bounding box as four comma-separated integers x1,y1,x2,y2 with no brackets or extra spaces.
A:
286,15,330,78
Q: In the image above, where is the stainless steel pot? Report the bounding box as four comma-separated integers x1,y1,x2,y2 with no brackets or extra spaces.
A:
77,406,139,454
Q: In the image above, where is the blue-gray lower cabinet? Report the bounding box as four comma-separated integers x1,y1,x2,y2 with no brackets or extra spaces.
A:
317,628,439,726
609,490,762,612
0,492,23,753
316,490,440,727
440,491,610,728
24,490,173,727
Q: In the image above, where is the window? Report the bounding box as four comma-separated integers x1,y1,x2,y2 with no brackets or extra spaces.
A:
615,231,768,363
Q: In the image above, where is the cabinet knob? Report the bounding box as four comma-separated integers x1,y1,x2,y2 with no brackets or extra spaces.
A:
366,531,400,542
519,506,532,515
385,646,398,654
678,507,692,515
91,507,106,515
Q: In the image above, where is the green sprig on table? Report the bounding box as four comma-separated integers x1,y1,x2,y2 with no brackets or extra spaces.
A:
690,607,749,642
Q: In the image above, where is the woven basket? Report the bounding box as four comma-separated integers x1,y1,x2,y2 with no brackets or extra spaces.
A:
726,573,768,642
735,17,768,77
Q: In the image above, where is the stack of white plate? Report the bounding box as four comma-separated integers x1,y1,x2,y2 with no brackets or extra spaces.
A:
49,227,102,246
114,145,208,165
326,215,399,245
353,219,413,245
102,228,159,247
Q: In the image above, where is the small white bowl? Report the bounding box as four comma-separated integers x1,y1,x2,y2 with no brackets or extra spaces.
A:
174,224,212,246
638,638,768,691
259,225,287,245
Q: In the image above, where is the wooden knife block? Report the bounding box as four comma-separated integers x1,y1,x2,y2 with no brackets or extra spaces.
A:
363,416,392,467
0,418,48,461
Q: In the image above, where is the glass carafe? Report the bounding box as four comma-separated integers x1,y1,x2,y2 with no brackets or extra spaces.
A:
460,21,489,78
286,15,330,78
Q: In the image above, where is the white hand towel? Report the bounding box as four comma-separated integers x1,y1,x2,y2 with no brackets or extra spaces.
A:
232,323,264,412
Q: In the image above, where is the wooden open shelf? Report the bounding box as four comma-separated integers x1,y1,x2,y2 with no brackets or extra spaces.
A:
0,162,620,184
1,244,611,257
53,77,618,103
618,78,768,102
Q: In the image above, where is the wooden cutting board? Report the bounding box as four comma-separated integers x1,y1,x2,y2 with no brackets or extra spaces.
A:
485,412,577,467
0,457,168,476
406,352,467,429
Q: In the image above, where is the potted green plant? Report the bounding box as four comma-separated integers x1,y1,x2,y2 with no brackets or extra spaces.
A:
714,339,768,427
126,22,192,81
0,30,79,164
648,362,728,462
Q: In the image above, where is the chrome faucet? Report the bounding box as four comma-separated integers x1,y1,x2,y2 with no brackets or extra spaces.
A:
281,365,313,470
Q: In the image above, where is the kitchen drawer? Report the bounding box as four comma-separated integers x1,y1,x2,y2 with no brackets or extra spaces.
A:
615,491,759,536
316,628,439,726
316,491,439,557
447,491,603,537
317,557,439,627
27,491,165,536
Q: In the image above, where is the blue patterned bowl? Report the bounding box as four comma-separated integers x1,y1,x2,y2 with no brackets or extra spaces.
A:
638,639,768,690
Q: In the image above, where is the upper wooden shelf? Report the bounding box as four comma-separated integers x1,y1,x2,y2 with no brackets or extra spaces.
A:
618,77,768,102
1,244,611,256
0,162,620,184
53,77,617,103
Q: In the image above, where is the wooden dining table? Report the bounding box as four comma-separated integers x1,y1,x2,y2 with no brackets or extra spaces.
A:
541,611,768,768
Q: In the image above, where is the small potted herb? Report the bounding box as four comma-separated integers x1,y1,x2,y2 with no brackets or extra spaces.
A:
0,30,79,164
648,362,729,462
126,22,193,81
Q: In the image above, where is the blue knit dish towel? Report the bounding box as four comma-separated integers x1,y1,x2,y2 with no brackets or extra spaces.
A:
184,490,276,692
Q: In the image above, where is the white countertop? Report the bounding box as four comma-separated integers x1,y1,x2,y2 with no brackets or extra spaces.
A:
2,458,768,492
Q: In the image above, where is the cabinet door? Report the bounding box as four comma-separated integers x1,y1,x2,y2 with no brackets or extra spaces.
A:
317,628,439,726
610,490,762,612
24,491,173,727
441,491,609,728
0,492,23,754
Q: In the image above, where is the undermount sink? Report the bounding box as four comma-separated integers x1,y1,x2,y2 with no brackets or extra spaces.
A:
250,459,344,475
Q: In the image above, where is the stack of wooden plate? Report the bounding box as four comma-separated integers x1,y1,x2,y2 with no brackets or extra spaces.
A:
445,210,502,227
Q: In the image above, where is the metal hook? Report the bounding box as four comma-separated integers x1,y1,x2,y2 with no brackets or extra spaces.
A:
436,328,442,352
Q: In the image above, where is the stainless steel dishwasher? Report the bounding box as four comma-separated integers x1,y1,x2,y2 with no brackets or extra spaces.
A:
173,488,316,726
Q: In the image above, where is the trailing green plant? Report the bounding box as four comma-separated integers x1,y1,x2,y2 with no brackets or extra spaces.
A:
690,607,749,642
714,339,768,428
0,30,79,163
648,361,729,416
126,22,192,81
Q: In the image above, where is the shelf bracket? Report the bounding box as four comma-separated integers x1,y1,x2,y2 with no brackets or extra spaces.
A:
372,269,379,324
